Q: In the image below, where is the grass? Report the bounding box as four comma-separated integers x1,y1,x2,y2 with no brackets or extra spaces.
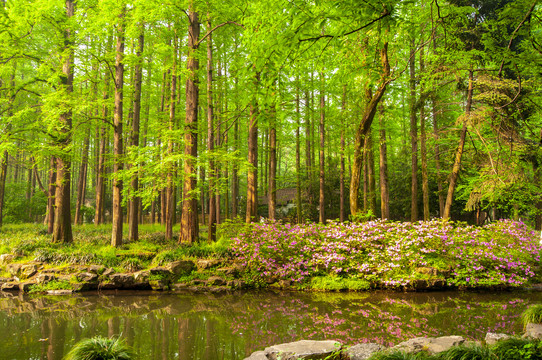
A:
29,279,72,293
521,304,542,326
63,336,134,360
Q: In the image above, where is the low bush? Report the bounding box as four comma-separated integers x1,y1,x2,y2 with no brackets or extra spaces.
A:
63,336,134,360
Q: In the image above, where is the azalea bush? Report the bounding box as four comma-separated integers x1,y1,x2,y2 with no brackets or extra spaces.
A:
231,219,541,289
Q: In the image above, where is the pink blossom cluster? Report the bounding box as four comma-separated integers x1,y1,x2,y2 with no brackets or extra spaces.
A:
231,219,541,288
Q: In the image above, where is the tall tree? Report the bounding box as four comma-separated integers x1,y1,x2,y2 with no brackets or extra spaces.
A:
111,7,126,247
52,0,75,243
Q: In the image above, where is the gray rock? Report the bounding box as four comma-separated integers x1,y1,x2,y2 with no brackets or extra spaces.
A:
47,289,74,295
416,267,437,276
345,343,384,360
149,266,172,277
1,282,19,291
244,350,269,360
485,333,511,345
88,265,105,274
217,267,237,276
19,281,36,292
166,260,195,276
149,279,170,291
6,263,22,276
20,264,39,278
393,336,465,354
0,254,15,265
524,323,542,339
36,273,56,284
197,259,221,270
257,340,343,360
207,276,226,286
109,273,135,289
75,272,99,283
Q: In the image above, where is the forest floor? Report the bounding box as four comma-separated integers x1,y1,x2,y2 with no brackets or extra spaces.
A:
0,219,540,294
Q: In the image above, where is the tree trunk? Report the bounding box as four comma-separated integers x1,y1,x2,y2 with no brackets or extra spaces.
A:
231,94,239,219
166,32,177,241
318,72,325,224
179,7,200,243
46,156,57,233
295,78,302,223
419,47,430,221
52,0,75,244
74,129,90,225
245,92,259,223
379,105,390,219
432,96,445,216
268,102,277,221
0,151,8,228
340,85,346,222
443,69,474,219
111,8,125,247
409,40,418,222
129,26,144,241
350,41,391,218
367,130,376,215
207,14,217,242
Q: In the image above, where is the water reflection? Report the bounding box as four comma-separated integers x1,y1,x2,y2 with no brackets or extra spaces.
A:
0,290,540,360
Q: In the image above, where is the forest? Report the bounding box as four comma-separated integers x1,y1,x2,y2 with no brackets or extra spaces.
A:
0,0,540,246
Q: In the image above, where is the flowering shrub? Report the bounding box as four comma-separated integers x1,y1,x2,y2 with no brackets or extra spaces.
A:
231,219,541,289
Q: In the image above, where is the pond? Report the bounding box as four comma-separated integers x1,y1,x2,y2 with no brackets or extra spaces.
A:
0,289,541,360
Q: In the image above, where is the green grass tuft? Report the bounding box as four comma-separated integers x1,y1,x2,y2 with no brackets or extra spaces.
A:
63,336,134,360
522,304,542,326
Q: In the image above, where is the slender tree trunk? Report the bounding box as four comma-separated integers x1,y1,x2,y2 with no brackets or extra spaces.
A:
179,7,200,243
350,41,391,218
379,105,390,219
304,88,312,207
52,0,75,244
443,70,474,219
95,66,110,226
74,130,90,225
268,101,277,221
166,32,177,241
111,8,126,247
419,48,430,221
246,90,259,223
207,14,217,242
535,130,542,231
340,85,346,222
295,78,302,223
367,130,376,215
231,94,239,219
0,151,8,228
409,40,418,222
319,72,325,224
46,156,57,232
432,96,445,216
129,26,144,241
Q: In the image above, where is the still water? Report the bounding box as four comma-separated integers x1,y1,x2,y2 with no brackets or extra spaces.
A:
0,289,541,360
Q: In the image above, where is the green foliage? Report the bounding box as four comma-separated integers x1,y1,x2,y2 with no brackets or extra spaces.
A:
438,344,494,360
63,336,135,360
368,351,432,360
310,275,370,291
29,280,72,293
521,305,542,326
491,338,542,360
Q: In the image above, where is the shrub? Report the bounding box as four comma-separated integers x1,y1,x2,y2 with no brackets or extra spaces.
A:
438,345,493,360
491,338,542,360
63,336,134,360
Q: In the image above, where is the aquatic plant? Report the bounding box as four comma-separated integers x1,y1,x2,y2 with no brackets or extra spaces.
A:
521,304,542,326
63,336,135,360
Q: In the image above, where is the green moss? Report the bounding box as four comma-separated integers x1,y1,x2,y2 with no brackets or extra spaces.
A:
309,275,370,291
29,280,72,293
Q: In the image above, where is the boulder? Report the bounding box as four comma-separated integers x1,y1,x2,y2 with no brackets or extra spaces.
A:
217,267,237,276
19,281,36,292
207,276,226,286
245,340,342,360
1,282,19,291
20,264,39,278
345,343,384,360
485,333,511,345
88,265,105,274
524,323,542,339
47,289,74,295
75,272,99,283
36,273,56,284
393,336,465,354
0,254,15,265
149,279,170,291
6,263,22,276
165,260,195,276
227,279,246,289
416,267,438,276
149,266,172,277
108,273,135,289
244,350,269,360
197,259,221,270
